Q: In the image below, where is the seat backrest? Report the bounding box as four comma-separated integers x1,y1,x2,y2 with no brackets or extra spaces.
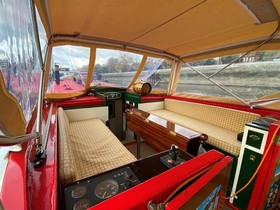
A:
0,71,26,136
164,98,261,133
57,107,76,185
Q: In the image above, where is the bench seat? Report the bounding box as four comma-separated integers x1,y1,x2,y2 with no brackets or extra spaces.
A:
58,107,136,185
141,98,261,157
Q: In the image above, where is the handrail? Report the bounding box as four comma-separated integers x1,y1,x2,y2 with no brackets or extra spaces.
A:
186,63,252,108
0,132,40,147
185,19,280,109
208,19,280,79
30,0,47,149
249,97,280,108
33,103,53,167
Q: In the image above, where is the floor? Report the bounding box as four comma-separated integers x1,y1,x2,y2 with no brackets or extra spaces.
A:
122,128,157,159
125,141,157,159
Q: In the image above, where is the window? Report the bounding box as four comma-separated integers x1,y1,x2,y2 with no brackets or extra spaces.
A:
137,57,172,91
0,0,41,122
47,45,90,93
177,50,280,100
92,49,142,87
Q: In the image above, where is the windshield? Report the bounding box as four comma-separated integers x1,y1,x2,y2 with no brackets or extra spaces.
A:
47,45,90,93
137,57,171,91
177,50,280,100
92,48,143,87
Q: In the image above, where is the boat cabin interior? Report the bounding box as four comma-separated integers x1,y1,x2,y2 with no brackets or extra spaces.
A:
0,0,280,210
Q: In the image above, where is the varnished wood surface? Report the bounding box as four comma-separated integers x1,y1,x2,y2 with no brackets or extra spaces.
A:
126,109,200,156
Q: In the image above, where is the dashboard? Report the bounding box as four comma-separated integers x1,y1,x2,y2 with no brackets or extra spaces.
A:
61,149,192,210
63,167,140,210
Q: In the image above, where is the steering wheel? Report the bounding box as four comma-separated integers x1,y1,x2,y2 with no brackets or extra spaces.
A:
103,92,122,100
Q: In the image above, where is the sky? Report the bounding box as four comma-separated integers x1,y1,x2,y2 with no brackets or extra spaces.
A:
52,46,131,69
0,0,121,69
0,0,157,71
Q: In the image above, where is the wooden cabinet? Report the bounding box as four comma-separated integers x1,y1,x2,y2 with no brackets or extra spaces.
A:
125,109,201,156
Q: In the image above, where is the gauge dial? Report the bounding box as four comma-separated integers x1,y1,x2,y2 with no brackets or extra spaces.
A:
71,186,87,198
95,179,119,199
73,199,90,210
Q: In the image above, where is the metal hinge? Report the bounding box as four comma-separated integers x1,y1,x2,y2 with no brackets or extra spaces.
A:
148,200,164,210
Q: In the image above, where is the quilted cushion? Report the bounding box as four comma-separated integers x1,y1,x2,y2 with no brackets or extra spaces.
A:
57,107,136,185
149,99,261,156
69,118,136,181
57,107,76,185
164,99,260,133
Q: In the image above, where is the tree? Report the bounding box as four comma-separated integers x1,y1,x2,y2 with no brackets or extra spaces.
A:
159,60,172,69
106,57,119,73
262,51,280,61
94,63,103,73
118,54,133,72
221,55,239,64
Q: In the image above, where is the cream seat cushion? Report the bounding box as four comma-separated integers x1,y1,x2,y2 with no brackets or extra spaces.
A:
69,118,136,181
58,107,76,185
164,99,260,133
58,107,137,185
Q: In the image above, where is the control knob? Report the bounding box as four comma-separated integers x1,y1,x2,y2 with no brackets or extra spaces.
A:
124,173,134,189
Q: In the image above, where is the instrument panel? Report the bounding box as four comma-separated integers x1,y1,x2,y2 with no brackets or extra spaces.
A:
63,167,140,210
61,149,192,210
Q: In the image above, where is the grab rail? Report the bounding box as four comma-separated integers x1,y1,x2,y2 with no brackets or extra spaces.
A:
0,132,40,147
248,98,280,108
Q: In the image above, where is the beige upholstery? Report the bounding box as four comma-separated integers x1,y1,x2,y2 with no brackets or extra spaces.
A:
164,99,260,133
57,108,76,185
0,72,26,136
57,107,136,185
69,118,136,180
148,99,261,156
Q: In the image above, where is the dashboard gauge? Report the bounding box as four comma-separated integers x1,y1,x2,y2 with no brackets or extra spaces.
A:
71,186,87,198
73,199,90,210
95,179,119,199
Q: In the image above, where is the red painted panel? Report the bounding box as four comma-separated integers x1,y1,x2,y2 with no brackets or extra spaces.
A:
57,96,105,108
0,143,28,210
0,103,59,210
248,123,280,209
140,95,166,102
26,103,58,210
90,150,225,210
165,156,233,209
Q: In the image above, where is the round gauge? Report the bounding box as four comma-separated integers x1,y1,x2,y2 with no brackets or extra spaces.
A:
95,179,119,199
73,199,90,210
71,186,87,198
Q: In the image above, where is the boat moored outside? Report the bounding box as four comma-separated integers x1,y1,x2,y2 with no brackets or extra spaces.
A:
0,0,280,209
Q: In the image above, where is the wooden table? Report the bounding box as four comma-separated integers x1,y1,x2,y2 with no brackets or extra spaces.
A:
125,108,205,157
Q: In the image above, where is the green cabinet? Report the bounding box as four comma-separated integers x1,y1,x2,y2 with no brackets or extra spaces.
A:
246,130,264,149
231,122,269,209
233,148,262,208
